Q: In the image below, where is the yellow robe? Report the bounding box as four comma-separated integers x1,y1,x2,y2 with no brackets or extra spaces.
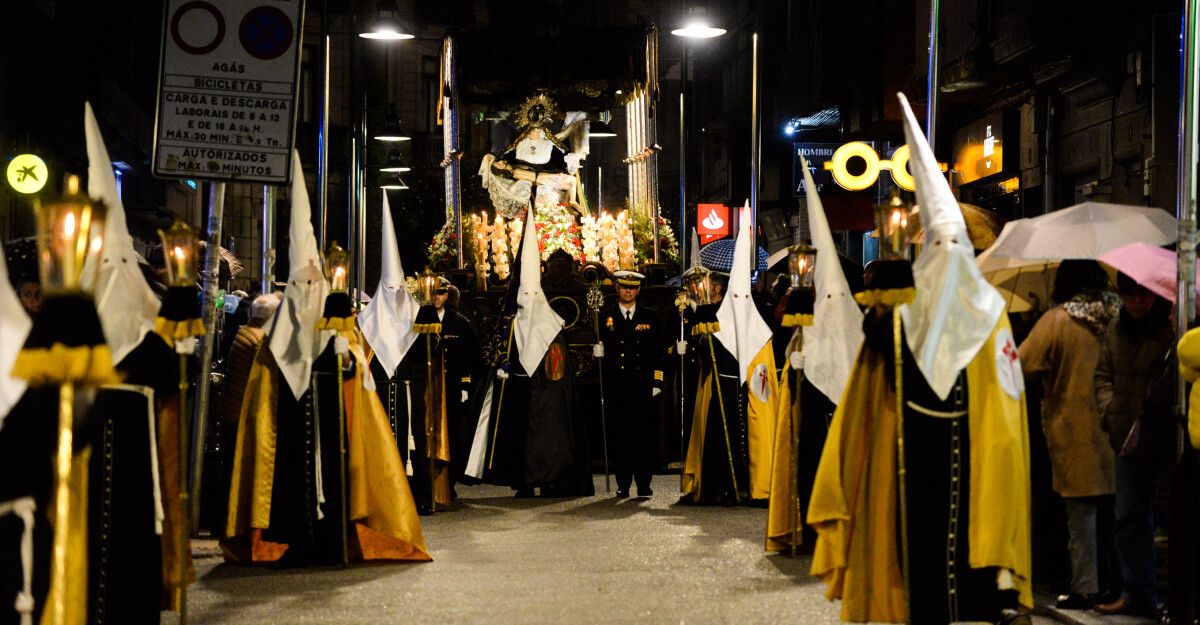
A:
808,317,1031,623
222,329,431,562
1177,328,1200,448
681,338,778,502
766,331,802,552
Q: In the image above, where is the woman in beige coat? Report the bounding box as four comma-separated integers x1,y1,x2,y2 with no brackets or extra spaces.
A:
1019,260,1118,610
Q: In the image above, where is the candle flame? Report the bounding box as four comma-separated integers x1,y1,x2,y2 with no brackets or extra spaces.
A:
63,212,76,238
173,245,186,261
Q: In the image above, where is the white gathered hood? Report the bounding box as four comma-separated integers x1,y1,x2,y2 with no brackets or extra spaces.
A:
359,194,419,377
267,151,331,399
513,209,563,375
0,239,31,430
715,202,773,383
798,155,864,404
82,102,161,364
896,92,1005,400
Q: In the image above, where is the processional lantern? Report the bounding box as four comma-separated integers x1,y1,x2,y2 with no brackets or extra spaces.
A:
158,219,199,287
413,268,443,334
324,241,351,293
781,244,817,328
874,190,913,261
683,266,716,306
856,190,916,307
36,174,107,292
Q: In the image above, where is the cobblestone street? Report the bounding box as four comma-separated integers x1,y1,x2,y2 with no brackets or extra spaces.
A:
182,478,1080,625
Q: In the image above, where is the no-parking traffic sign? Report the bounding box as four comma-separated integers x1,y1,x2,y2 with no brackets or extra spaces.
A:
153,0,305,184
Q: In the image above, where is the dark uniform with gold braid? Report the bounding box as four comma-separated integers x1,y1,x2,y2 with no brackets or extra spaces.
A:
597,271,665,497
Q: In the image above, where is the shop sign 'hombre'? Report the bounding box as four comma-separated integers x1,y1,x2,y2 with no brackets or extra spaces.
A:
153,0,305,184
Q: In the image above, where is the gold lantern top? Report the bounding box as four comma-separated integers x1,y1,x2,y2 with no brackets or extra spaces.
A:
682,265,716,306
157,220,199,287
35,175,107,293
787,244,818,289
414,268,441,306
873,190,912,261
323,241,350,292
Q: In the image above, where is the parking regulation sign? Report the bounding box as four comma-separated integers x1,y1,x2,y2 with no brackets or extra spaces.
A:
153,0,305,184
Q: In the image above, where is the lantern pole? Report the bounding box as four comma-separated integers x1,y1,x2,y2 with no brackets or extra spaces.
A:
190,181,225,530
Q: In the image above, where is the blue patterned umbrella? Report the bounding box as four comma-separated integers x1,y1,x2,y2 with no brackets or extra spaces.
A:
699,239,768,274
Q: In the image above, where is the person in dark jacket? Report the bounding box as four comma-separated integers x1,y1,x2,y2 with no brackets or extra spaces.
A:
1093,273,1173,617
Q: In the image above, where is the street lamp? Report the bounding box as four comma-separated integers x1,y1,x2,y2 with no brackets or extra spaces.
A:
358,0,415,40
380,173,409,190
670,5,726,39
373,107,411,142
379,149,412,173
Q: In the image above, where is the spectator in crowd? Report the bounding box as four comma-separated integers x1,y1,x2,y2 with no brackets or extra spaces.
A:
15,274,41,318
1019,260,1118,609
1093,272,1174,617
218,293,280,427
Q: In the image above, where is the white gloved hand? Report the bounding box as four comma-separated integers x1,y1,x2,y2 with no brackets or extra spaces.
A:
789,351,803,370
675,340,687,355
496,368,509,380
334,335,350,356
174,336,198,355
461,390,469,403
652,388,662,397
593,343,605,358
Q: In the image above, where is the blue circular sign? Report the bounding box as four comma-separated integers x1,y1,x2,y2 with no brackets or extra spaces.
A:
239,6,292,60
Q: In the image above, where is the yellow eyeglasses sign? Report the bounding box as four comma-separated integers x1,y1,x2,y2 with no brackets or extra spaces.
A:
822,142,946,192
7,154,49,195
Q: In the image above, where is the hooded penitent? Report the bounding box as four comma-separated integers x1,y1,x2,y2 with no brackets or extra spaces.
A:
359,194,419,377
513,208,564,376
0,239,30,429
896,93,1005,400
82,102,162,364
798,155,864,405
807,94,1032,622
713,203,778,500
267,151,331,399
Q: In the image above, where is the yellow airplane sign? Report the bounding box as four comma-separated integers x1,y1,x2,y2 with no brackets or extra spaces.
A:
7,154,48,194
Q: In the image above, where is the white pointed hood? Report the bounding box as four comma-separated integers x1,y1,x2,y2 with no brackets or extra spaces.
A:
689,228,701,270
715,202,773,383
798,155,864,404
896,92,1004,399
513,209,564,375
81,102,161,363
267,151,331,399
0,239,31,430
359,194,419,377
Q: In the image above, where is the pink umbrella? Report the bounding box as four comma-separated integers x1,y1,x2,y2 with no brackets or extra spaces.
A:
1098,242,1197,303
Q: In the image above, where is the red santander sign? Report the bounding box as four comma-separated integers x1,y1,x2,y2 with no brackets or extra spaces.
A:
696,204,730,243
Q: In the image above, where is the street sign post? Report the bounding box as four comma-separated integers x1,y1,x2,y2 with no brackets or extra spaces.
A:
153,0,305,184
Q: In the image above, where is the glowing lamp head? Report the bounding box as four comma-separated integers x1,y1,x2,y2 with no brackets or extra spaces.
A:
34,174,107,292
682,266,716,306
323,241,350,292
874,191,913,261
787,244,817,289
157,219,199,287
415,268,441,306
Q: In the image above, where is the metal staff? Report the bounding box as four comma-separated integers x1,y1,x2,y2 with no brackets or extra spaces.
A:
177,352,191,621
336,350,349,563
587,283,612,493
707,334,740,503
425,334,438,508
893,308,912,624
675,292,687,490
790,329,804,557
487,321,516,470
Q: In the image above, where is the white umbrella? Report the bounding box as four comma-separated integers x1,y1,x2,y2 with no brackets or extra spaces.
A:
980,201,1176,262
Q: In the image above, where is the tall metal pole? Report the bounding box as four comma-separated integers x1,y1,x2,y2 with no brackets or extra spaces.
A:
190,181,226,529
1176,0,1199,403
750,32,760,227
316,2,329,247
443,37,464,268
679,71,687,266
1171,6,1200,622
597,166,603,212
926,0,941,147
261,184,275,294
